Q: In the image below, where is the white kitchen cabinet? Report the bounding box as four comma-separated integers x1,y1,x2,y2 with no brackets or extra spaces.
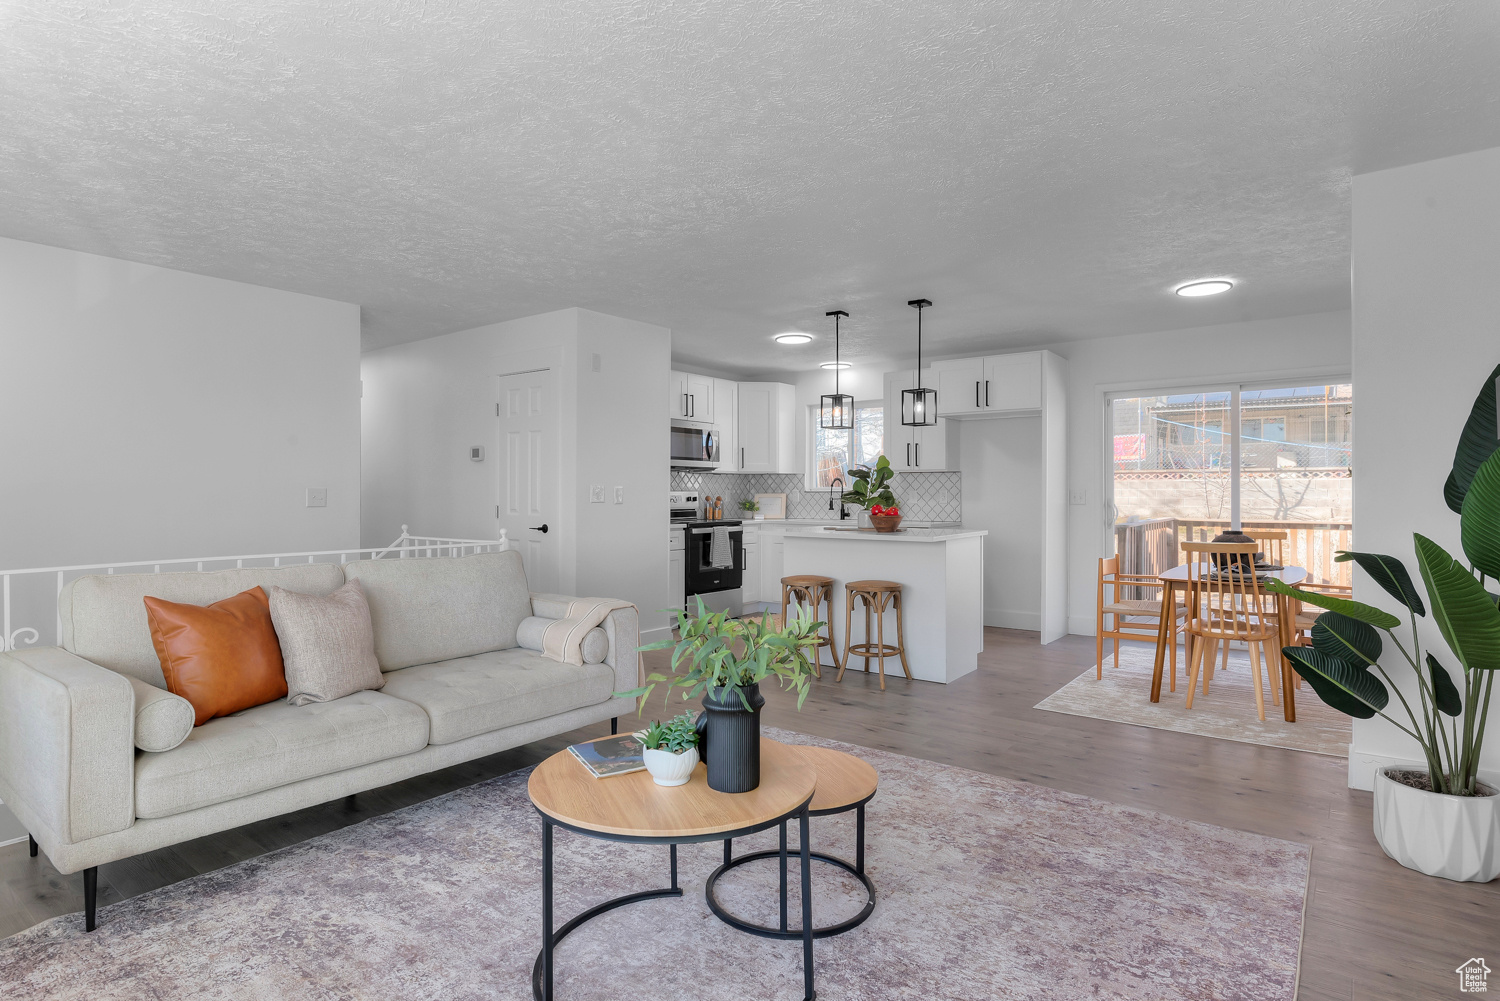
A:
742,540,760,605
758,524,786,601
669,370,713,424
712,378,737,470
735,382,797,473
932,352,1043,418
668,550,684,615
933,357,985,417
884,369,952,471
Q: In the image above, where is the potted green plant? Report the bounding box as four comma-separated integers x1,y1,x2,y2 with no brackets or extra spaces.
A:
636,712,700,787
739,498,762,520
841,456,902,531
625,598,822,793
1269,363,1500,882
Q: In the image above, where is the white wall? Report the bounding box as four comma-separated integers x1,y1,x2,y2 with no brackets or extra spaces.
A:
959,416,1043,629
0,236,362,570
361,308,671,633
1052,310,1353,635
1348,145,1500,787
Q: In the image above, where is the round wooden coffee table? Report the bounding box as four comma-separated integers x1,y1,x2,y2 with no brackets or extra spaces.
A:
705,746,878,939
527,736,819,1001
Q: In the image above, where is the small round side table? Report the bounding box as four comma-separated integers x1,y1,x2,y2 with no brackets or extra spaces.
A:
705,746,878,939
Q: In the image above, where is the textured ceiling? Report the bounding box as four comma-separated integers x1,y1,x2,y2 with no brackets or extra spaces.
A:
3,1,1499,373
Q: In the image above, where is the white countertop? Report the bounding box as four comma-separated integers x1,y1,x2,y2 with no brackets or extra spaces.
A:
781,525,987,543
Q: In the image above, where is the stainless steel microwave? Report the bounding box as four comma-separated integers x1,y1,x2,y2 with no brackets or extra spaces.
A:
670,424,720,470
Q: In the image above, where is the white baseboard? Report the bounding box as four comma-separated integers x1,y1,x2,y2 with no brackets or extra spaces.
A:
1067,615,1096,637
985,609,1041,631
1347,749,1423,791
639,624,673,645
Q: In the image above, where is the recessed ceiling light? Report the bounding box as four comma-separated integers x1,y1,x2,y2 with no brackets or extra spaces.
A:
774,332,813,345
1176,280,1234,297
820,361,852,370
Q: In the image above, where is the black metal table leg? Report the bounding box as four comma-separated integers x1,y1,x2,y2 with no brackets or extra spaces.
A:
723,837,732,866
670,844,678,891
856,804,865,875
779,822,788,933
541,820,553,1001
799,809,816,1001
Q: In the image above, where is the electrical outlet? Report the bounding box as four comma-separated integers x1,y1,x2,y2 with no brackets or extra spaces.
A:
1068,489,1087,506
306,488,328,508
614,486,624,504
590,485,605,503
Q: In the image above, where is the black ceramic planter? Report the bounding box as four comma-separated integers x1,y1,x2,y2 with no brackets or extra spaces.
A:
696,683,764,793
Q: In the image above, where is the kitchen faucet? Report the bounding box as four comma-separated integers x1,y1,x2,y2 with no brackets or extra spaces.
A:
828,476,851,520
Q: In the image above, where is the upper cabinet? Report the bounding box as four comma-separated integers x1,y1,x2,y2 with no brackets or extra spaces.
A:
736,382,797,473
932,351,1043,418
670,370,714,424
711,378,737,468
883,369,953,471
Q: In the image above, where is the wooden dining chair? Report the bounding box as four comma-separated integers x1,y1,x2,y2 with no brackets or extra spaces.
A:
1179,541,1282,721
1244,529,1288,566
1095,556,1187,685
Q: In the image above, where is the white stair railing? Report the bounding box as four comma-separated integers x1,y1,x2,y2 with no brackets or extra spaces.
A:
0,526,508,653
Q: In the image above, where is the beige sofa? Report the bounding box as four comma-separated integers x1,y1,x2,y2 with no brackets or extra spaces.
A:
0,550,637,929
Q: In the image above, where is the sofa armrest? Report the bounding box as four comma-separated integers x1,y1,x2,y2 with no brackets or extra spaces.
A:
600,605,642,696
529,593,641,694
0,647,135,852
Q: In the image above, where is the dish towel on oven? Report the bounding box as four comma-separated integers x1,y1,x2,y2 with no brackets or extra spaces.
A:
535,596,634,665
710,526,734,568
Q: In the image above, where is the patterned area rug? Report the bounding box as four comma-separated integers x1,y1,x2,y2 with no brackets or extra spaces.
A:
1036,642,1351,757
0,729,1310,1000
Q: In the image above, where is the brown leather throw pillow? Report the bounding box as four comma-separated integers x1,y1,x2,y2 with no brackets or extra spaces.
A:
143,586,288,726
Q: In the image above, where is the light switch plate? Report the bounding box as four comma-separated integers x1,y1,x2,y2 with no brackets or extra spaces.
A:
614,486,625,504
590,485,605,503
306,488,328,508
1068,489,1087,506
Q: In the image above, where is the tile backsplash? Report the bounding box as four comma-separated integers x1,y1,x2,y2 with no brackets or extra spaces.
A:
671,469,962,523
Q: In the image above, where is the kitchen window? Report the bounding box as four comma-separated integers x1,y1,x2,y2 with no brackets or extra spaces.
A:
811,403,884,488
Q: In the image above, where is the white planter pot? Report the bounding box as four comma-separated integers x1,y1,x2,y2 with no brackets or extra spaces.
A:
643,746,699,787
1373,768,1500,882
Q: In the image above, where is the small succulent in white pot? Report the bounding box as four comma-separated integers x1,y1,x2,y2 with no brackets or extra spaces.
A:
637,713,700,787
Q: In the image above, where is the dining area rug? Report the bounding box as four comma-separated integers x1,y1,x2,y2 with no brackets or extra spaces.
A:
1036,642,1351,757
0,729,1310,1001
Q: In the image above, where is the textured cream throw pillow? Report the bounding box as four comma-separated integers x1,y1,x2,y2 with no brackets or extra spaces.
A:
268,580,384,706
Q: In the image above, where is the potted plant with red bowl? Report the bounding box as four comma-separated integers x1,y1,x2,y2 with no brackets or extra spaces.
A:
842,456,903,532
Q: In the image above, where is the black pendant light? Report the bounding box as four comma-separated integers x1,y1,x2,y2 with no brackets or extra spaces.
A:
820,310,854,430
901,299,938,426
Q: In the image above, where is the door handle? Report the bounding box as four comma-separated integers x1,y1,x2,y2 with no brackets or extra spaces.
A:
915,442,919,466
906,442,911,466
683,393,689,417
528,524,549,533
976,381,981,408
688,394,694,417
985,380,990,407
740,447,745,468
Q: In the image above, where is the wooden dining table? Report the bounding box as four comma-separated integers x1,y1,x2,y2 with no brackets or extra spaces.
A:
1148,563,1308,722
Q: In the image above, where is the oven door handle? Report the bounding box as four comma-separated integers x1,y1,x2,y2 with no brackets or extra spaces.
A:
689,528,743,536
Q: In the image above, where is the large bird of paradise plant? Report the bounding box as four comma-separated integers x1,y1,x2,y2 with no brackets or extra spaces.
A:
1268,365,1500,796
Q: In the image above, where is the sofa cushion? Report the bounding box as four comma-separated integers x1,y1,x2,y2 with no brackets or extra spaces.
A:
269,580,384,706
342,550,532,671
60,564,344,687
379,648,616,745
134,691,429,819
144,587,288,726
124,676,195,753
516,616,609,664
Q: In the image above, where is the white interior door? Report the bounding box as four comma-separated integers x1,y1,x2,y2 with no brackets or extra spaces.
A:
497,369,558,593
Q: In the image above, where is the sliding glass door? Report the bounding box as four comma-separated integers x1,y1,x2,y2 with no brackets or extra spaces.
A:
1109,383,1352,584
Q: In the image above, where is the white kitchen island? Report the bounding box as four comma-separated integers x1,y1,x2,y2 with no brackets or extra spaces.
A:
782,526,987,684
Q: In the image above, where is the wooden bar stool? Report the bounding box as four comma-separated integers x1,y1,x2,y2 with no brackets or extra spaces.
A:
838,580,911,691
780,574,838,678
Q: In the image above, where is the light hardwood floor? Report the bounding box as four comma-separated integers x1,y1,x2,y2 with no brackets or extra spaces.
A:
2,628,1495,999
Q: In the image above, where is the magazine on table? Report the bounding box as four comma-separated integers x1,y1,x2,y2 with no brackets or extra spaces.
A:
568,734,646,778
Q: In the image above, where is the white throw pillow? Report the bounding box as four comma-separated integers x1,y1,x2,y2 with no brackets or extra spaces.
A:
268,580,384,706
516,616,609,664
125,675,195,752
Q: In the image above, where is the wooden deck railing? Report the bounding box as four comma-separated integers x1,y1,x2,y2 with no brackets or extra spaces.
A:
1114,518,1353,587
